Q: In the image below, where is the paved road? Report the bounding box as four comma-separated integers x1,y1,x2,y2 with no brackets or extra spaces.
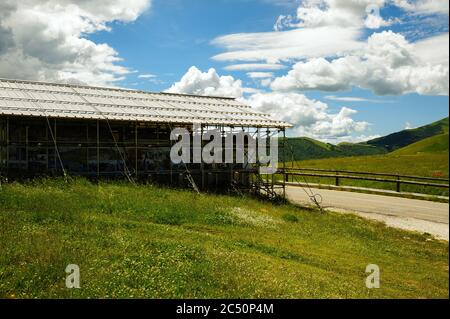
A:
286,186,449,240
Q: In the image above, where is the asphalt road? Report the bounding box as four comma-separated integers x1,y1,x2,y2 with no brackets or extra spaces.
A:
286,186,449,239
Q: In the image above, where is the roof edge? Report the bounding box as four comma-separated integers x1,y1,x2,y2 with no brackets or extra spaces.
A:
0,77,237,101
0,77,293,128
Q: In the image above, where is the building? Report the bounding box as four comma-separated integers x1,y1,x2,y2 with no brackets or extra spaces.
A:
0,78,290,198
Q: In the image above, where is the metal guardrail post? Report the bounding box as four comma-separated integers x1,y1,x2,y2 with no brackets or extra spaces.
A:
396,175,401,192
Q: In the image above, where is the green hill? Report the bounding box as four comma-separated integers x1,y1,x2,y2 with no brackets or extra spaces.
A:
280,137,385,162
366,117,449,152
281,117,449,162
391,133,449,155
290,120,449,195
336,141,386,156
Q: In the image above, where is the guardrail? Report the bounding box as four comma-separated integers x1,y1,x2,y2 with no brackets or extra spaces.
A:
281,168,449,193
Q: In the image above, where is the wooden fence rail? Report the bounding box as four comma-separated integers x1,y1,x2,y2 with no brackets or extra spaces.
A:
280,168,449,193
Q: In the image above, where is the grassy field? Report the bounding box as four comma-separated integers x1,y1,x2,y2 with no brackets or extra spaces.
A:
290,150,449,196
391,133,449,155
0,179,448,299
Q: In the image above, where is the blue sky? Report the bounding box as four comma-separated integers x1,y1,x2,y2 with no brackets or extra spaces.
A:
91,0,448,139
89,0,294,90
0,0,448,142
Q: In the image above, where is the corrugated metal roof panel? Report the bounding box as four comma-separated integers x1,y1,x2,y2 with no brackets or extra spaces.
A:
0,78,291,128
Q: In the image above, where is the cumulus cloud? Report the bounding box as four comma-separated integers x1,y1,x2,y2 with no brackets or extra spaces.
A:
271,31,449,95
394,0,449,15
213,0,447,82
346,134,382,143
414,32,449,66
166,68,372,142
0,0,151,85
0,26,13,55
242,92,371,142
165,66,245,98
0,1,15,55
294,0,389,29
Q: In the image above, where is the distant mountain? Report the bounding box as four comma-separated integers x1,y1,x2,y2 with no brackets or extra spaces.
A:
281,117,449,162
365,117,449,152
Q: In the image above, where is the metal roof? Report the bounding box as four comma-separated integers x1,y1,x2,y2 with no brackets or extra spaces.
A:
0,78,291,128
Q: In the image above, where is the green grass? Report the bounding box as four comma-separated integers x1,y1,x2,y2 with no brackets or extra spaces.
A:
0,179,448,299
391,133,449,155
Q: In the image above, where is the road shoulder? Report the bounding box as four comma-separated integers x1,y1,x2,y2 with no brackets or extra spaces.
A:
330,207,449,241
286,186,449,241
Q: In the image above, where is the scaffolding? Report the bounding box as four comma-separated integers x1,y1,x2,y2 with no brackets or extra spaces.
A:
0,116,287,200
0,78,290,200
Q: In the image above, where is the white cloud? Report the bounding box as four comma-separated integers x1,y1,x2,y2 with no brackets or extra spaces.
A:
212,0,448,98
166,67,372,142
271,56,363,92
364,11,393,29
247,72,274,79
414,32,449,66
138,74,157,79
242,92,371,142
271,31,449,95
273,14,295,31
212,26,363,64
346,134,382,143
294,0,388,29
224,63,286,71
324,95,386,102
165,66,245,98
212,0,398,65
0,0,151,85
394,0,449,15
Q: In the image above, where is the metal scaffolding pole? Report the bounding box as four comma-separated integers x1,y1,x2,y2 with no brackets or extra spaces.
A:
97,120,100,179
282,128,286,200
170,124,173,186
46,120,49,171
54,119,57,174
25,126,29,170
135,122,138,179
201,124,205,190
86,124,89,173
6,117,9,176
